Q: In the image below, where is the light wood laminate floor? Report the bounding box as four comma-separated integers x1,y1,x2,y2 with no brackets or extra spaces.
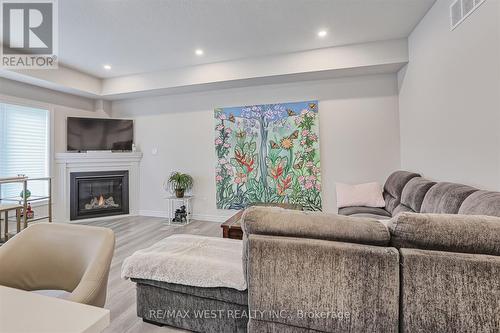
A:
80,216,222,333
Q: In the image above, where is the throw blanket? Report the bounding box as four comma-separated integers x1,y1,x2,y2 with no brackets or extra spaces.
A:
121,234,246,291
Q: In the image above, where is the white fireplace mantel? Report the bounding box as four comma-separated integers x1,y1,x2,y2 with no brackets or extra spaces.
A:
54,152,143,222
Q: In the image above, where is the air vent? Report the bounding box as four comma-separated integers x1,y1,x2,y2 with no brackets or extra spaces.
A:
450,0,486,30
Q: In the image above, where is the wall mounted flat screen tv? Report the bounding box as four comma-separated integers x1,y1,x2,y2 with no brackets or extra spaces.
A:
67,117,134,151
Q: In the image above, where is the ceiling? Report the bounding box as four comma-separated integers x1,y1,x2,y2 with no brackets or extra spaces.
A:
59,0,435,79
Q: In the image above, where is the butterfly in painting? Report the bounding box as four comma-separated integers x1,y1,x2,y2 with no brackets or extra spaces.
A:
287,109,296,116
228,114,236,123
269,140,280,149
270,130,300,150
308,103,317,110
235,131,246,139
293,160,304,170
289,130,299,140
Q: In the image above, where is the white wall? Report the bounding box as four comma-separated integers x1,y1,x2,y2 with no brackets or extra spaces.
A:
398,0,500,189
112,74,401,220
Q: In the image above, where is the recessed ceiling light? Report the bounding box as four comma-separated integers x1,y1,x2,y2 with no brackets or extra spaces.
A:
103,64,111,70
317,30,327,38
195,49,204,56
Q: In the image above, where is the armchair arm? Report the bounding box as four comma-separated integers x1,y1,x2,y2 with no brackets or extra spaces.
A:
0,226,81,292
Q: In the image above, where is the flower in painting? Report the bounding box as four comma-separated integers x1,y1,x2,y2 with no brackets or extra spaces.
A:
298,175,305,184
315,183,321,191
302,129,309,137
270,163,284,180
219,158,227,165
280,137,294,150
225,128,232,134
216,124,224,131
277,174,292,196
305,161,314,168
224,164,232,170
223,143,231,148
215,175,222,182
215,137,223,145
235,150,255,174
304,181,314,190
234,172,247,185
309,134,318,142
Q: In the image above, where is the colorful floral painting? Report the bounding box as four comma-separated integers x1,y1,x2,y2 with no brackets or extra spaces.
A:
214,101,321,211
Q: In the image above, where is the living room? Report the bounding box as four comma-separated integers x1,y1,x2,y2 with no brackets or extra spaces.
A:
0,0,499,332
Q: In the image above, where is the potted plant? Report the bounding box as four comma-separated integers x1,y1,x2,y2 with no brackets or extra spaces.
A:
166,172,193,198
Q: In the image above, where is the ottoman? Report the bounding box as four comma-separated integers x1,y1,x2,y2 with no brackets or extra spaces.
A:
122,234,248,332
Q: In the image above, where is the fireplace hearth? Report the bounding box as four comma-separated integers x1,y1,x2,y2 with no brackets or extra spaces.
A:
70,170,129,220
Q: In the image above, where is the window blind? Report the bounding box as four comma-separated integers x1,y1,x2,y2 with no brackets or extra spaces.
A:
0,102,49,199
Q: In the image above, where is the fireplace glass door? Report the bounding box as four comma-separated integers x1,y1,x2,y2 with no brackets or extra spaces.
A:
70,171,129,220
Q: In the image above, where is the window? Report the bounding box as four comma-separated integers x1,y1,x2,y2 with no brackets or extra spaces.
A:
0,102,50,199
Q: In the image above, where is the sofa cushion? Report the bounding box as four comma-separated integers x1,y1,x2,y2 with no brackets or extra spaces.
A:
458,190,500,217
384,192,399,214
248,235,400,333
383,171,420,213
399,248,500,333
384,171,421,201
420,182,477,214
338,206,391,218
400,177,436,212
243,206,390,246
389,212,500,256
392,204,413,216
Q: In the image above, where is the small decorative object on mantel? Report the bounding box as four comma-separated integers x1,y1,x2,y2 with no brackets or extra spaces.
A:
165,172,193,198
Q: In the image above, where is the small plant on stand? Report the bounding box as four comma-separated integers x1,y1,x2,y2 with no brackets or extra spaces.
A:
166,172,193,198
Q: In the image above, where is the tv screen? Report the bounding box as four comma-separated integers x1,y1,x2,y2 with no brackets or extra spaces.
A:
67,117,134,151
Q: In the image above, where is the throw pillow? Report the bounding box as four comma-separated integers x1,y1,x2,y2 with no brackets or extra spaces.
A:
336,182,386,209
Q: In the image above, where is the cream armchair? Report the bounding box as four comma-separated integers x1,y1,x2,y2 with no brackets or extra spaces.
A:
0,222,115,307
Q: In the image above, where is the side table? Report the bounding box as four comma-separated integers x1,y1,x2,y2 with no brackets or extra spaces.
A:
165,196,193,225
0,204,22,242
221,210,244,240
221,203,303,240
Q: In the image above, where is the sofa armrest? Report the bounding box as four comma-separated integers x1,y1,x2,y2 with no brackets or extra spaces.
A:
247,234,399,333
242,206,390,246
389,212,500,256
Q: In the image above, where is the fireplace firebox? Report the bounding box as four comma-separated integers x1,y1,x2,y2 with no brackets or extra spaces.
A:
70,170,129,220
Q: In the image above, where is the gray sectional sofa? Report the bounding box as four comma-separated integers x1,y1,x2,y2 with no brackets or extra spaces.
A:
243,207,500,333
339,170,500,219
132,170,500,333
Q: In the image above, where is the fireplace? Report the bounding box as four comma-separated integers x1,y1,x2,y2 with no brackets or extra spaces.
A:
70,170,129,220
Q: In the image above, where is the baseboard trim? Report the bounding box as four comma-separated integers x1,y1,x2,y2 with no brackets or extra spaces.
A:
138,210,228,223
